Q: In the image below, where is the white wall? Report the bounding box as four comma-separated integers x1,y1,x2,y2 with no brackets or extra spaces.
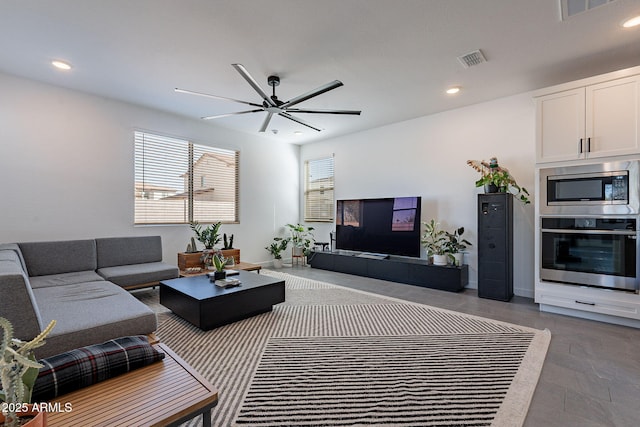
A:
301,92,536,297
0,72,300,264
0,71,537,295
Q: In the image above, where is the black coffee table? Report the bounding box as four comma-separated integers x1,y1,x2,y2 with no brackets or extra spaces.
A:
159,271,285,330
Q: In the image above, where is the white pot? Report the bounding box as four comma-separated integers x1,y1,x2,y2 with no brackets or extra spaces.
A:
273,258,283,269
452,252,464,266
432,254,448,266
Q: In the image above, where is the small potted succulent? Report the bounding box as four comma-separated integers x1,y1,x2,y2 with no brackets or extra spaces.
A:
1,317,56,427
212,253,227,280
221,233,239,267
467,157,530,204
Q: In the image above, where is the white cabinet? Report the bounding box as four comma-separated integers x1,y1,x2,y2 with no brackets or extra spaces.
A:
535,281,640,321
536,88,585,162
536,75,640,163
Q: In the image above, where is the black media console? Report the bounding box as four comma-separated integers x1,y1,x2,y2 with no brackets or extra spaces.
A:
308,250,468,292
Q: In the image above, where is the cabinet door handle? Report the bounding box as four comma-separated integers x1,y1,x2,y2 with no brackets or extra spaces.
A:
575,300,596,306
578,138,583,154
587,137,591,152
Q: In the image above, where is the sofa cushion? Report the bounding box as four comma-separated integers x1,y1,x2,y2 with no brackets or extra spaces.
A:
18,240,97,277
0,258,44,339
0,243,27,271
97,262,179,288
0,248,23,267
33,335,164,401
29,270,105,289
96,236,163,268
32,281,157,359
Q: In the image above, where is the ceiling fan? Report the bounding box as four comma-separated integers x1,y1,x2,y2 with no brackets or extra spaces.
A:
175,63,361,132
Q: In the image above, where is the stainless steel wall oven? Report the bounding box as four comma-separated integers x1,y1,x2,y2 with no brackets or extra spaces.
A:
540,217,638,292
539,161,640,293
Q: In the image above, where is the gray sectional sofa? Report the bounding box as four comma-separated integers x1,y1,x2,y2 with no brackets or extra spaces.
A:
0,236,179,358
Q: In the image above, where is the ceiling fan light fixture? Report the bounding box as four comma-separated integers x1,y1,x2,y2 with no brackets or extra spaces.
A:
179,64,361,133
51,60,72,70
622,15,640,28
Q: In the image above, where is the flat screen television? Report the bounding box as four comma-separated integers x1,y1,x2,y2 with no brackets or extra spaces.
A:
335,196,422,258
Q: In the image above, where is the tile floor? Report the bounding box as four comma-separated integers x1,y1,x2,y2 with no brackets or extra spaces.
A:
284,265,640,427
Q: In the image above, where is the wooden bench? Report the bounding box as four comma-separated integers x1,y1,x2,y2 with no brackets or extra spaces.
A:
47,344,218,426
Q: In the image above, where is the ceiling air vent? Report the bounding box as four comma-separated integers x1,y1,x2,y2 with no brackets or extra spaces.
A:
457,49,486,69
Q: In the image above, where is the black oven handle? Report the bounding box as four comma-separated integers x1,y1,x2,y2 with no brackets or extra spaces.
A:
541,228,637,235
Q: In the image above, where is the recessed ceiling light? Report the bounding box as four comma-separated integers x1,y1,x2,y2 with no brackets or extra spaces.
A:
446,87,461,95
294,131,303,136
51,60,72,70
622,15,640,28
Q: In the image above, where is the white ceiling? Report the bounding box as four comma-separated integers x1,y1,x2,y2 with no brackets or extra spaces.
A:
2,0,640,144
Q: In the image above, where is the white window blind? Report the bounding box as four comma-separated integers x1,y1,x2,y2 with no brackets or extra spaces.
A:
134,131,239,225
304,156,334,222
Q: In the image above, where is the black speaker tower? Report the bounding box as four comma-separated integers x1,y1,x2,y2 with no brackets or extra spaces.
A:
477,193,514,301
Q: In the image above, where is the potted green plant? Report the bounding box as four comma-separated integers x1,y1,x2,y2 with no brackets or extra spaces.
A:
467,157,530,204
285,223,315,258
191,221,222,270
444,227,472,266
421,219,448,265
211,253,227,280
265,237,289,269
221,234,239,267
1,317,56,427
190,221,222,249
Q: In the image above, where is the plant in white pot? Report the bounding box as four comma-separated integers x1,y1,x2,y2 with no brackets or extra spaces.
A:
1,317,56,427
444,227,472,266
421,219,448,265
265,237,289,268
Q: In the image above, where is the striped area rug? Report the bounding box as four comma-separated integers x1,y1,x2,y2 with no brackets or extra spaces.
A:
136,270,550,427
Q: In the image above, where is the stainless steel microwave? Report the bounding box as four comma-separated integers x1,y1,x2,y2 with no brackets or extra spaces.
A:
539,160,640,215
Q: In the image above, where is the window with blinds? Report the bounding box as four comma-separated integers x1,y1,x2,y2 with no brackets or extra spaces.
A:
134,131,239,225
304,156,334,222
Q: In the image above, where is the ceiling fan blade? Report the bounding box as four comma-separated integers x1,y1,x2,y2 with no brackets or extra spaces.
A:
259,112,274,132
279,112,322,132
175,88,262,108
280,80,344,109
285,108,361,115
232,63,276,107
201,109,263,120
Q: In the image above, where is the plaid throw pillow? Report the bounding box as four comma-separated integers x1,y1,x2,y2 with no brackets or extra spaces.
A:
32,335,164,401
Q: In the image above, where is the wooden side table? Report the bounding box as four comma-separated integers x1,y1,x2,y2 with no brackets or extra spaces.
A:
231,261,262,273
178,250,242,270
180,261,262,277
47,343,218,426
